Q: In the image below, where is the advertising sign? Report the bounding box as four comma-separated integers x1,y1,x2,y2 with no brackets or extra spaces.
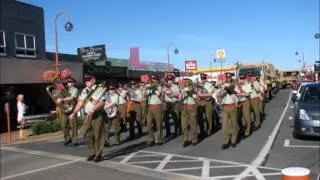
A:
77,45,106,62
185,60,197,70
216,49,226,59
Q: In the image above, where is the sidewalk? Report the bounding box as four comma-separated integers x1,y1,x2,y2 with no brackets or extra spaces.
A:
0,129,63,146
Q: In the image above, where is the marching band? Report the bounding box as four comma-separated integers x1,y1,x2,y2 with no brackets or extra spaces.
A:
52,72,267,162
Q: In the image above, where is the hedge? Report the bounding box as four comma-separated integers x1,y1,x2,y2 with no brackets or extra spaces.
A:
31,117,85,135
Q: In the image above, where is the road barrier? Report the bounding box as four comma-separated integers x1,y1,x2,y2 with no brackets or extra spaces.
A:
281,167,310,180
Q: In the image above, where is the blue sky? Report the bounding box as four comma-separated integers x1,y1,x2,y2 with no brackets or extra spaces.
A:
22,0,319,70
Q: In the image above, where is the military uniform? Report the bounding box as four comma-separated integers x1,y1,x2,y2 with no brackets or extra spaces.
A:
77,77,106,162
146,75,163,145
180,79,198,147
139,83,147,125
238,76,252,137
118,84,128,131
60,78,79,146
128,82,144,139
105,87,121,146
163,74,181,136
198,74,215,136
251,78,262,129
220,73,239,149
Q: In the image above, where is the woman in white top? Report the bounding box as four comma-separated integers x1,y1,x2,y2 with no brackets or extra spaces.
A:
17,94,27,128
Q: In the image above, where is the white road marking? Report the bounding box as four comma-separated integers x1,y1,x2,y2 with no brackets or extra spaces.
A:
129,161,162,164
290,106,294,109
284,139,320,148
120,152,137,164
155,154,172,171
201,159,210,178
1,159,81,180
235,91,292,179
0,146,81,161
289,116,293,120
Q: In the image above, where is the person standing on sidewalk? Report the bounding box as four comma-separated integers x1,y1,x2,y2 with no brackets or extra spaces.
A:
16,94,27,128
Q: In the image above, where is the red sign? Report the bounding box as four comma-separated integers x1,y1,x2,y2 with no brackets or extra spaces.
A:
185,60,197,70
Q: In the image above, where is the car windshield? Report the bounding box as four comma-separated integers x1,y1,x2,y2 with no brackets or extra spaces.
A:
301,85,320,103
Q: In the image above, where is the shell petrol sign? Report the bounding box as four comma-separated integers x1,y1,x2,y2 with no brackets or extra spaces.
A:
216,49,226,59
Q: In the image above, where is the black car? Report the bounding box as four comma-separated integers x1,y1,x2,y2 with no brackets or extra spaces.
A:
293,83,320,139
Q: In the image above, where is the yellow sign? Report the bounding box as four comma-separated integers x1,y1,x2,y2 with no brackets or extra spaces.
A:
216,49,225,59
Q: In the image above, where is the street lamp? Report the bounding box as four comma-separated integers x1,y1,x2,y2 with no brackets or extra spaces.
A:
210,55,216,81
315,31,320,60
167,43,179,72
54,11,73,74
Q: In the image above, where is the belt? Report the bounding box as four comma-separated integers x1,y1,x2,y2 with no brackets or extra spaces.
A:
250,97,260,102
131,101,140,104
223,103,237,108
148,104,161,109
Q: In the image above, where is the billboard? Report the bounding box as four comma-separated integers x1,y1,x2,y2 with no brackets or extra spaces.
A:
77,45,106,62
185,60,197,70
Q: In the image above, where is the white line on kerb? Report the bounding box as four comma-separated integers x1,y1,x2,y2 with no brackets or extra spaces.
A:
235,91,292,179
284,139,320,148
0,159,81,180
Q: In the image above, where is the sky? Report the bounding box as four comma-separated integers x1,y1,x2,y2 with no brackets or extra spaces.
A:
21,0,320,71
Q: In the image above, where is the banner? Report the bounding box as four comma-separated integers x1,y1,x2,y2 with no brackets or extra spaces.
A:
185,60,197,71
77,45,106,62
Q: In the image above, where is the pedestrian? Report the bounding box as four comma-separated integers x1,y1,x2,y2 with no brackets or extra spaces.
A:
17,94,27,128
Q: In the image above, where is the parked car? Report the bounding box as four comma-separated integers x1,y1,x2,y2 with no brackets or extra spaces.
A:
292,82,313,103
293,83,320,139
291,80,314,103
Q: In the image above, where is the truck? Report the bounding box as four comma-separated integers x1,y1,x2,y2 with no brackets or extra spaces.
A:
277,70,299,88
237,61,279,100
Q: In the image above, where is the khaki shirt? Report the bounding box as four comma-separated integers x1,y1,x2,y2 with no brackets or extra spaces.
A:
79,84,106,113
132,89,143,101
147,85,162,105
164,84,180,103
203,81,214,93
110,93,119,105
68,87,79,99
182,89,196,104
118,90,127,104
250,81,260,99
239,82,252,102
221,83,238,104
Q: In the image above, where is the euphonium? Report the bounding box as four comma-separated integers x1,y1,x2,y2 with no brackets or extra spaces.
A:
46,85,75,114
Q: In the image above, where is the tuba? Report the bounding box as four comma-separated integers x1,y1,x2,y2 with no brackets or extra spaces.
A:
46,85,75,114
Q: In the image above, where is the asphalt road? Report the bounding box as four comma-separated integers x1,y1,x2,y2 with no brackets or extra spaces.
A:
1,89,319,180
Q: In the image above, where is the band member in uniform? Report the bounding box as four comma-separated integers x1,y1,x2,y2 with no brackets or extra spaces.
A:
163,73,181,137
197,73,215,136
146,75,163,146
128,81,144,139
179,78,198,147
254,74,266,118
219,72,241,149
56,77,79,146
117,83,128,132
237,74,253,137
139,82,147,125
69,74,106,162
250,74,263,130
104,85,121,146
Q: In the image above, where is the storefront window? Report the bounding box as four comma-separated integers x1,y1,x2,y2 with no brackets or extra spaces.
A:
0,30,6,55
15,33,36,57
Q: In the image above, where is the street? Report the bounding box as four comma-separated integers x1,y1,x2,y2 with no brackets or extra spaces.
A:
1,89,319,180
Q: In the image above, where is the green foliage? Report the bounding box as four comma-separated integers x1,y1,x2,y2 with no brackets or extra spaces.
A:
31,117,85,135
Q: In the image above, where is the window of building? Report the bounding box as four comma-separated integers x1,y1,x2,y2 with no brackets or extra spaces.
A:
0,30,6,55
15,33,36,57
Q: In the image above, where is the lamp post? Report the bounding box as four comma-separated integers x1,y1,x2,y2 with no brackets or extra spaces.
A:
167,43,179,72
54,11,73,74
315,30,320,60
210,55,216,81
